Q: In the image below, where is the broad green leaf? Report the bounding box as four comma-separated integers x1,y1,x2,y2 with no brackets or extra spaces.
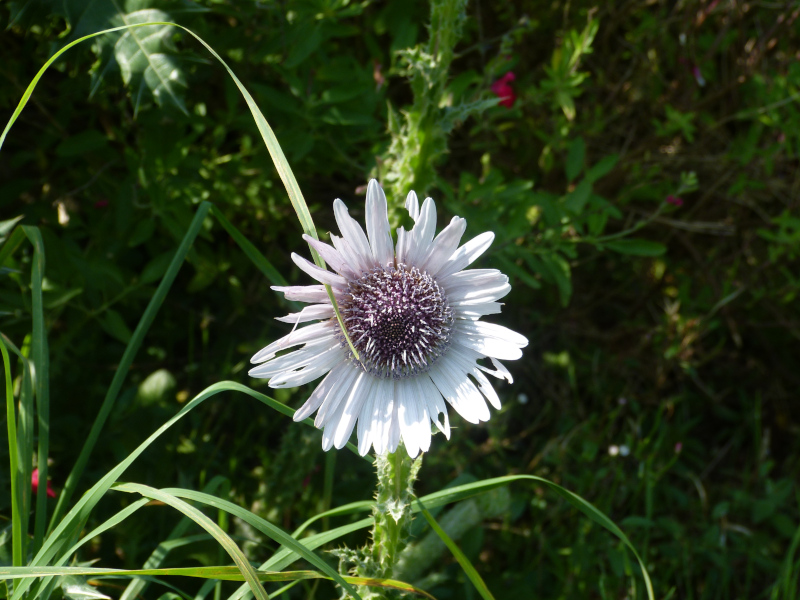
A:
113,8,187,114
585,153,620,183
563,180,592,214
98,309,133,344
605,239,667,257
55,130,109,157
565,137,585,182
538,252,572,306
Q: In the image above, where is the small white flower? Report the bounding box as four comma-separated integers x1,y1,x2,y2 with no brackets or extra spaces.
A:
250,180,528,457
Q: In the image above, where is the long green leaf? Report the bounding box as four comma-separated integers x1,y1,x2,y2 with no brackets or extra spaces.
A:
21,226,51,554
0,566,434,599
120,476,228,600
15,338,35,564
208,206,286,287
149,486,362,600
0,227,26,269
417,499,494,600
226,517,373,600
11,381,254,600
0,20,359,363
203,381,369,462
248,475,654,600
1,336,23,567
111,484,271,600
49,201,212,531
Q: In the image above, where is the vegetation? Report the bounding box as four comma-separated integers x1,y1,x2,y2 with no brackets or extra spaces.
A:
2,0,799,599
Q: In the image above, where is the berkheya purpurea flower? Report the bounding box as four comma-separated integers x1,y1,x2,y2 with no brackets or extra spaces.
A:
250,180,527,457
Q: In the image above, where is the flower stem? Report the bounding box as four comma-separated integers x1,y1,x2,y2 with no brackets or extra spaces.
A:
371,448,423,579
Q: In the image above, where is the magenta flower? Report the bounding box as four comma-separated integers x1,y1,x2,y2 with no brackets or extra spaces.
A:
31,468,56,498
666,195,684,207
491,72,517,108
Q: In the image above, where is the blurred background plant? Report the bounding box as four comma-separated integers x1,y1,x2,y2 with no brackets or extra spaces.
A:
2,0,799,598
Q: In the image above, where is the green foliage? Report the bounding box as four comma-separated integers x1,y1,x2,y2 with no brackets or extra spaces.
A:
3,0,800,599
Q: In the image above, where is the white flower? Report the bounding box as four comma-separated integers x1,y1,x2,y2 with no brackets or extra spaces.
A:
250,180,528,457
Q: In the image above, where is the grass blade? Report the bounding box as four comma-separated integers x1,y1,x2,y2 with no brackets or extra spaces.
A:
11,381,255,600
21,226,51,555
0,566,434,598
208,205,287,288
50,201,213,531
416,498,495,600
0,227,26,270
120,476,227,600
1,336,23,567
110,483,271,600
148,486,363,600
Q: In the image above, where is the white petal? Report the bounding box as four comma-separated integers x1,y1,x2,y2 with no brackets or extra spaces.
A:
444,344,501,410
439,269,507,292
405,198,436,265
387,394,402,454
405,190,420,222
371,378,394,455
436,231,495,279
455,336,522,361
269,345,344,388
275,303,334,324
302,234,357,278
249,337,339,377
315,364,361,428
459,321,529,348
419,217,467,276
331,234,370,275
449,281,511,305
357,383,377,455
294,362,350,421
272,285,330,304
333,373,373,449
429,361,490,423
396,226,410,264
291,253,348,288
365,179,394,267
478,357,514,383
397,379,421,458
471,367,501,410
334,198,375,268
456,302,504,319
417,374,450,439
251,322,334,363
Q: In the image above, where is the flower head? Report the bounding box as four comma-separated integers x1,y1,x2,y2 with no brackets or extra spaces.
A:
666,195,684,207
31,468,56,498
250,180,528,457
491,72,517,108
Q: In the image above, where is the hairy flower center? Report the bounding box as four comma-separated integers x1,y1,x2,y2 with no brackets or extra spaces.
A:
338,264,454,379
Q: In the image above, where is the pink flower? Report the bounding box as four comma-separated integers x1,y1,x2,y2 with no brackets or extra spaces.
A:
666,195,684,207
31,468,56,498
674,442,683,454
491,72,517,108
94,199,109,209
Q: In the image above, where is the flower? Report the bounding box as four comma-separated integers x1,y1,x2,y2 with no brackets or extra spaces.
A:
666,195,684,207
31,468,56,498
491,72,517,108
250,180,528,457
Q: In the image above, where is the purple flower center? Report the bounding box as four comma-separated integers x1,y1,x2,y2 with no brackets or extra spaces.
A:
339,264,454,379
